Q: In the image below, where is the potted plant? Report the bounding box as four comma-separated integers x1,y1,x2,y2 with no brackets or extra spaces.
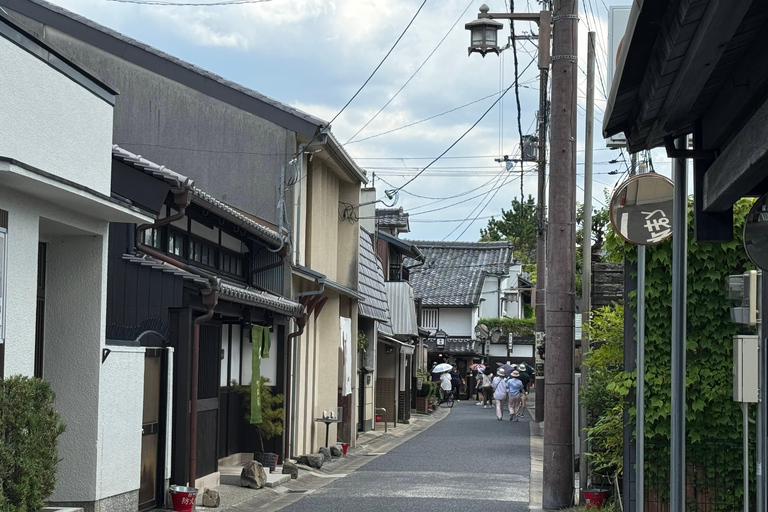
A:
236,377,284,472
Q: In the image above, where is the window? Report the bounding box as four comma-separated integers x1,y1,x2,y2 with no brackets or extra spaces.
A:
141,227,162,249
422,308,438,330
168,230,184,257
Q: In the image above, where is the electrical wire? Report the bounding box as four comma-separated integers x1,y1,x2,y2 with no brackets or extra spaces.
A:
105,0,270,5
508,0,526,206
344,0,474,144
391,56,537,194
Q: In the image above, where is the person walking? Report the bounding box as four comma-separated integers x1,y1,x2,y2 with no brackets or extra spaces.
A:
492,368,508,420
475,370,485,405
450,365,463,401
481,369,494,408
507,370,524,421
515,364,530,417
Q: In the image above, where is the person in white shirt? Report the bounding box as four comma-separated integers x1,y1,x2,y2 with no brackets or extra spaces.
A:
439,371,452,402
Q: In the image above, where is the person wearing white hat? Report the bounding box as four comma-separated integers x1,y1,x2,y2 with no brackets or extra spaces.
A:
516,364,531,418
492,368,508,420
507,370,524,421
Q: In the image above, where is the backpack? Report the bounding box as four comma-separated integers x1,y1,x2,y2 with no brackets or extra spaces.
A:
493,377,508,400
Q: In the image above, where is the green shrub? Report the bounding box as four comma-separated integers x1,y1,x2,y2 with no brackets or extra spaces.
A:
235,377,283,453
478,317,536,336
0,375,66,511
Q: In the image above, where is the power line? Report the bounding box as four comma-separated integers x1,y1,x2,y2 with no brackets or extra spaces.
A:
345,0,474,144
392,56,537,194
105,0,271,5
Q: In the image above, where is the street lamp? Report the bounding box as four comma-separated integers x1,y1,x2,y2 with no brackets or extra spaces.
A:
465,5,503,57
434,329,447,348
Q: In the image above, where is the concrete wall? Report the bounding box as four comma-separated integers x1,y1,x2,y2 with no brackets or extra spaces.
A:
43,231,108,502
336,180,360,290
0,35,113,196
438,308,473,337
305,162,340,280
27,25,297,225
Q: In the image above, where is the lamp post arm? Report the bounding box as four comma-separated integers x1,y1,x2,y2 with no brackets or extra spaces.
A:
483,12,543,23
482,11,551,70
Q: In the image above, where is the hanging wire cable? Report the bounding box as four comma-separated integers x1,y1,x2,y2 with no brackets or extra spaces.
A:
390,56,536,194
105,0,271,5
509,0,526,208
344,0,474,144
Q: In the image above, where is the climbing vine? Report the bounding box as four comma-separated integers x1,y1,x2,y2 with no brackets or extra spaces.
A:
605,197,756,508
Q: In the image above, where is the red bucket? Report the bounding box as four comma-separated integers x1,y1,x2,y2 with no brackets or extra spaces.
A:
375,414,383,422
169,485,198,512
584,489,609,509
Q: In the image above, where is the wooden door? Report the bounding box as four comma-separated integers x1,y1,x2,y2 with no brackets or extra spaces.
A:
196,324,221,479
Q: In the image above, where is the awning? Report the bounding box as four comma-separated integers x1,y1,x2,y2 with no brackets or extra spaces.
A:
292,264,364,301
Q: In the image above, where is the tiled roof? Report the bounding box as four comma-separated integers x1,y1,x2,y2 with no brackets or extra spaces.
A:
376,207,409,231
112,145,284,247
424,337,480,354
406,241,514,307
358,229,390,322
122,253,303,317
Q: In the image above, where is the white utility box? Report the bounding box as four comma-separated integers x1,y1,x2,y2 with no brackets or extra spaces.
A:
733,334,759,403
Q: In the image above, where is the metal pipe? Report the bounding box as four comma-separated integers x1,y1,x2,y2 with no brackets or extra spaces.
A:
637,243,646,510
670,136,688,511
745,402,750,512
284,311,308,460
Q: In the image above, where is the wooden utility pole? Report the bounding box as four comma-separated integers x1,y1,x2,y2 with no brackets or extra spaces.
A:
579,30,595,503
543,0,578,507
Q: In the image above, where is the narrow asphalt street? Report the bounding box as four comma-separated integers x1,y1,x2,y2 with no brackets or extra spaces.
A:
278,400,533,512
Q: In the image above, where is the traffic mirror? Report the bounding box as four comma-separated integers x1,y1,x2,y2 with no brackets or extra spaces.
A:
609,173,675,245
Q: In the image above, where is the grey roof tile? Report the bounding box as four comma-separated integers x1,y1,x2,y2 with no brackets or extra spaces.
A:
122,253,303,316
358,228,391,323
405,241,514,307
112,145,285,247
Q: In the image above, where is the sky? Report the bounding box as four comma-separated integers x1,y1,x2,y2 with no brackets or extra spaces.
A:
45,0,668,242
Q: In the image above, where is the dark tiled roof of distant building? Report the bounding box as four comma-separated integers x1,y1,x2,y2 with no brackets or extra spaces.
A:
376,207,409,232
405,241,514,307
358,228,391,323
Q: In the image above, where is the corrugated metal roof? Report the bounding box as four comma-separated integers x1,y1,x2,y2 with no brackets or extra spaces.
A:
358,229,390,322
122,253,303,317
406,241,514,307
424,337,479,354
384,281,418,337
112,145,284,247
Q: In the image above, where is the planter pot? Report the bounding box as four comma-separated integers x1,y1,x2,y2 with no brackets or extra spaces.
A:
583,489,609,509
416,397,429,413
254,452,279,473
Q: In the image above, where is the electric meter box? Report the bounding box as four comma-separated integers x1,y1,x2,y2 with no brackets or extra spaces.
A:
733,334,759,403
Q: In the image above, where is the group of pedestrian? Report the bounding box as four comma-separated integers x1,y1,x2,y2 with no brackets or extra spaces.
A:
474,362,533,421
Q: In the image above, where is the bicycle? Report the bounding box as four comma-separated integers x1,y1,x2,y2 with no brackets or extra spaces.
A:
437,388,454,408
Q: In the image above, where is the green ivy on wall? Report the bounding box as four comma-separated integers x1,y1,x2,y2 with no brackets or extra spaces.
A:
478,317,536,337
605,197,756,509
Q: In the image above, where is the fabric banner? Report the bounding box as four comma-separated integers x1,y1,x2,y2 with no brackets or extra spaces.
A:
340,317,352,397
250,324,270,424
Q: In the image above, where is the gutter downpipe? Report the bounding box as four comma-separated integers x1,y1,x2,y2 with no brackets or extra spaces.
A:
135,189,220,486
285,280,325,459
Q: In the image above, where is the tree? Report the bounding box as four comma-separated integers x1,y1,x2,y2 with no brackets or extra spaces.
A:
480,194,538,263
576,200,610,299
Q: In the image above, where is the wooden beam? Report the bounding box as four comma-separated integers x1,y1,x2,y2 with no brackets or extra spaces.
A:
693,122,733,242
651,0,751,145
704,96,768,212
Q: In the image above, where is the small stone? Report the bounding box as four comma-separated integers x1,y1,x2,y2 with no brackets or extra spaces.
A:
330,445,342,457
240,460,267,489
306,453,324,469
202,489,220,508
282,461,299,479
318,446,331,461
297,455,309,466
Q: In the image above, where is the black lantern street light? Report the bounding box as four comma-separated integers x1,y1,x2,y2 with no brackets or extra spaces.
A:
465,5,503,57
434,329,447,348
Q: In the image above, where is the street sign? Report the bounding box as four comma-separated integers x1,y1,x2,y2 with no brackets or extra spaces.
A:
609,173,675,245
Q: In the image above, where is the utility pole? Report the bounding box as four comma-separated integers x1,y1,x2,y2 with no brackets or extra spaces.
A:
579,30,595,503
543,0,578,507
534,10,551,424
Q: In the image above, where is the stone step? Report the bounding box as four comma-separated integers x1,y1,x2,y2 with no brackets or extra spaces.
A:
219,463,291,488
42,508,84,512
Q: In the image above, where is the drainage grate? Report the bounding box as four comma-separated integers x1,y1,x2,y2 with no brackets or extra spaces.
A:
287,489,308,494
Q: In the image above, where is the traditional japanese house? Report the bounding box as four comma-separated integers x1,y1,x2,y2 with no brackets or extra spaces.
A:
108,146,303,508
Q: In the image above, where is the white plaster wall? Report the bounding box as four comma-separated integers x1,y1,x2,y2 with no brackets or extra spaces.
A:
479,276,500,318
0,188,107,376
44,232,108,502
0,37,113,196
165,347,175,480
97,346,145,500
438,308,473,337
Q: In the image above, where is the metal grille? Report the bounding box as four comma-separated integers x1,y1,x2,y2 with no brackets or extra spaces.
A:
422,309,439,330
0,209,7,229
